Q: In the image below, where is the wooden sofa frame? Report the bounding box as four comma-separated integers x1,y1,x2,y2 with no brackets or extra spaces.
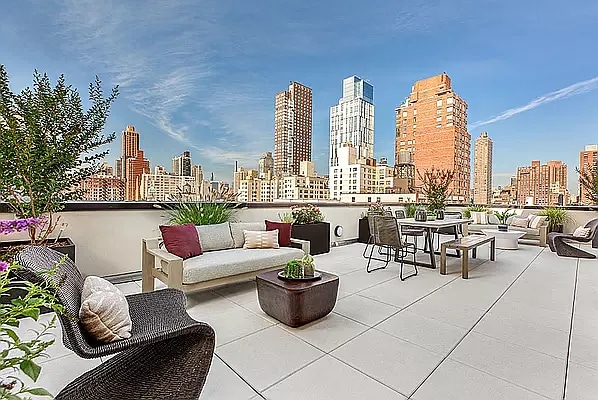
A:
142,237,311,293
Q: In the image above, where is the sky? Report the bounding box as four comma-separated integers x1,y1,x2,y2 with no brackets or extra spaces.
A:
1,0,597,192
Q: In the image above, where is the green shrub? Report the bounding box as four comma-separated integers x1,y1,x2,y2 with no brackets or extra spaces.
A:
165,202,239,226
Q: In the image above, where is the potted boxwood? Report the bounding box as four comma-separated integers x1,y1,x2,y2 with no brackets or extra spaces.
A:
0,65,118,260
539,207,570,233
289,204,330,255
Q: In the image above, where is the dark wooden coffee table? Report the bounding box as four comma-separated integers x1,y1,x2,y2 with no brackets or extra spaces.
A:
256,270,339,327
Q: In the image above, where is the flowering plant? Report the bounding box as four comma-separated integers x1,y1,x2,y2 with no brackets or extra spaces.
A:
366,201,389,215
0,219,63,399
290,204,324,224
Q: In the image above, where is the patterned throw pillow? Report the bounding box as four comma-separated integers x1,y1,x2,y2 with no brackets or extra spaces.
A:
528,215,548,229
79,276,132,343
510,217,529,228
573,226,592,238
243,230,280,249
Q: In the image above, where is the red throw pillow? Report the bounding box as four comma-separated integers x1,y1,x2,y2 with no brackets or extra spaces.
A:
159,223,202,259
265,220,292,247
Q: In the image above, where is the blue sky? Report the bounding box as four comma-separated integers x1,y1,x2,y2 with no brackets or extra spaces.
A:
1,0,597,192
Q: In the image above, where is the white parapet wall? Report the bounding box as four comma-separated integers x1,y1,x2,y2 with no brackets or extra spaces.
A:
2,204,597,277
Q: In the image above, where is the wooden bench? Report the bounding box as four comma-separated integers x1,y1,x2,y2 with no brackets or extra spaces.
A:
440,235,496,279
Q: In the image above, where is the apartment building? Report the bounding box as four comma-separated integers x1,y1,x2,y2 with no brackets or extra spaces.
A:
473,132,493,204
517,160,568,206
395,73,471,203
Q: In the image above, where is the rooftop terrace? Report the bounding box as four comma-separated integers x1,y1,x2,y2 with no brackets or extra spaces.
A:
13,238,598,399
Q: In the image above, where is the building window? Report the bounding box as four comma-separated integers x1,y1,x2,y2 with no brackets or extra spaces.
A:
413,109,417,115
447,97,454,104
367,197,371,202
447,106,453,113
436,124,442,128
351,197,355,202
436,116,442,122
436,99,442,106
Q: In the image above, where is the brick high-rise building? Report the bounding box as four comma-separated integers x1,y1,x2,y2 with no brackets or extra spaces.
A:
579,144,598,205
473,132,493,204
274,82,312,176
125,149,150,201
395,73,471,203
517,160,568,206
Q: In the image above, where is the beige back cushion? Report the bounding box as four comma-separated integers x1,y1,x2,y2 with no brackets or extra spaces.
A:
230,222,265,248
510,217,529,228
195,222,234,252
243,230,280,249
79,277,132,343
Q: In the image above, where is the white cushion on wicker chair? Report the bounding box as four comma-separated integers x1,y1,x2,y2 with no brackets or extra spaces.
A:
79,277,132,343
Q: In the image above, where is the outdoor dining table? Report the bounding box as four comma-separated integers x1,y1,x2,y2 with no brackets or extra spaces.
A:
395,218,472,269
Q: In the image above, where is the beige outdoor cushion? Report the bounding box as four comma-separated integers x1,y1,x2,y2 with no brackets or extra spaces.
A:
195,222,234,252
470,211,488,224
511,217,529,228
243,230,279,249
79,277,132,343
529,215,548,229
573,226,592,238
230,222,265,248
181,247,304,284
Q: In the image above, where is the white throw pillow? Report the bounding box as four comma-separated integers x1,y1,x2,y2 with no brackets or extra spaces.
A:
573,226,592,238
79,276,132,343
529,215,548,229
471,211,488,224
243,229,280,249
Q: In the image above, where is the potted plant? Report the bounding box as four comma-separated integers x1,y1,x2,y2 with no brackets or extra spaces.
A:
494,209,516,232
404,203,418,218
463,205,489,219
539,207,570,233
0,65,119,261
281,254,316,279
1,218,64,399
289,204,329,255
417,168,455,220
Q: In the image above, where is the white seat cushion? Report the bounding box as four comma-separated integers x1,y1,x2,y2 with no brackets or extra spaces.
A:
195,222,234,252
182,247,304,284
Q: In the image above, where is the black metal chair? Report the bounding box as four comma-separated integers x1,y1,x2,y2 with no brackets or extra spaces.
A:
394,209,425,249
548,218,598,259
366,215,418,280
15,246,215,400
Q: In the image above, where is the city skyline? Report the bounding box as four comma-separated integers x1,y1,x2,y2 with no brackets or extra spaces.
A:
1,1,598,191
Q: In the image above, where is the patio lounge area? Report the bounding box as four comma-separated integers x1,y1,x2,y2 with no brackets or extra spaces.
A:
16,240,598,400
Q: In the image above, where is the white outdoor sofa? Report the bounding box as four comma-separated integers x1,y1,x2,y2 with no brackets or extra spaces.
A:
142,221,310,293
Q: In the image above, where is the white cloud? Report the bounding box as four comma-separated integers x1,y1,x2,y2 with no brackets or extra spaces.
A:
471,76,598,129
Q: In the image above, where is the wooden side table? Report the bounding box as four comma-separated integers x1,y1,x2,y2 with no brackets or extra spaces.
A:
440,235,496,279
256,270,339,327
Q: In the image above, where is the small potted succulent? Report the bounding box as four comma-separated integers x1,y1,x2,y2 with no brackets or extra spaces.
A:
289,204,329,255
281,254,316,280
494,209,516,232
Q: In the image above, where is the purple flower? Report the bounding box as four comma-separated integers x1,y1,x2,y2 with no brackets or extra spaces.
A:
0,261,8,273
0,217,46,235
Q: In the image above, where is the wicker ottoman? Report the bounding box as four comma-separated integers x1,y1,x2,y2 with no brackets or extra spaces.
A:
256,270,339,327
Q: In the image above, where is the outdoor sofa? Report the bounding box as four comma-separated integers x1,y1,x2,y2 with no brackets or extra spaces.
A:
467,212,548,247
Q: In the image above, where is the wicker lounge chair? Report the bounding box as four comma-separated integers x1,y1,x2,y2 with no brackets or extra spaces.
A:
15,246,215,400
547,218,598,259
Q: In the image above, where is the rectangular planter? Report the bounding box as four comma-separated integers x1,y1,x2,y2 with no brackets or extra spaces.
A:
0,237,75,262
358,217,370,244
291,222,330,255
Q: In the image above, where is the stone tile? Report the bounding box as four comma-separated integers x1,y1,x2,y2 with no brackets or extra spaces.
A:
263,355,407,400
450,332,565,399
216,326,324,391
569,333,598,371
115,281,142,295
474,313,570,359
332,329,443,396
199,356,257,400
490,298,572,332
282,313,369,352
333,294,400,326
198,305,274,347
16,354,101,398
566,362,598,400
572,313,598,341
215,280,259,305
406,295,487,330
186,290,242,319
412,359,550,400
337,267,398,299
377,310,467,355
240,298,282,325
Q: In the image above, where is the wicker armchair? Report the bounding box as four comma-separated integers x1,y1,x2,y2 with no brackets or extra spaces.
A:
366,215,418,280
547,218,598,259
15,246,215,400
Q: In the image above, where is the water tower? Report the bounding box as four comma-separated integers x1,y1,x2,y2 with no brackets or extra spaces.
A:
394,150,415,192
